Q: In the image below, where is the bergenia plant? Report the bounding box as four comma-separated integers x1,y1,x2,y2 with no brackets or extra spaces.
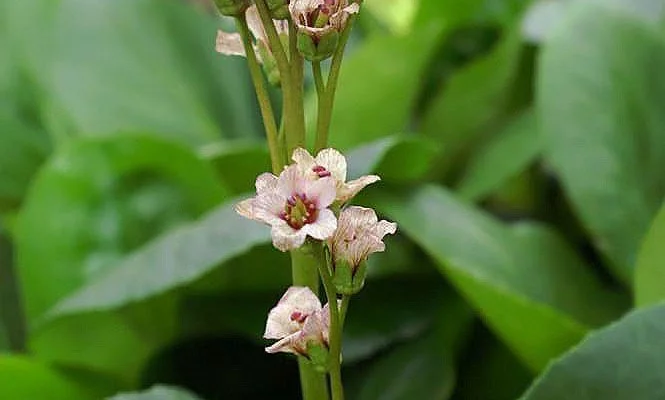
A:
213,1,396,399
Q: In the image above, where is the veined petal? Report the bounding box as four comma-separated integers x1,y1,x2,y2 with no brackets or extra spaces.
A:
255,172,278,194
302,209,337,240
272,224,308,251
215,30,246,57
291,147,317,171
264,286,322,339
339,175,380,202
277,165,306,199
306,176,337,208
315,148,347,182
253,192,286,225
234,198,256,220
265,331,304,355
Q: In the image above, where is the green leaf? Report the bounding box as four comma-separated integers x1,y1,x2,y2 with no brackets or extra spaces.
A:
634,201,665,306
7,0,259,146
346,136,440,183
456,110,542,202
538,1,665,281
354,291,472,400
520,303,665,400
0,355,95,400
48,200,270,318
0,111,51,212
17,134,227,322
421,28,525,178
108,385,202,400
325,26,444,150
200,141,271,195
369,185,627,371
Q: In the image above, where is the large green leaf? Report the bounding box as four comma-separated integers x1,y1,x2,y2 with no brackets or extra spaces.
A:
6,0,259,146
369,185,627,371
17,134,227,322
48,200,270,318
326,25,444,149
456,110,542,202
0,355,96,400
0,112,51,211
108,385,202,400
421,27,525,178
520,303,665,400
538,1,665,282
634,201,665,306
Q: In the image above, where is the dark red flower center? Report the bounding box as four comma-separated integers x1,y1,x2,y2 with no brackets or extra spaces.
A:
280,193,319,229
290,311,307,324
312,165,332,178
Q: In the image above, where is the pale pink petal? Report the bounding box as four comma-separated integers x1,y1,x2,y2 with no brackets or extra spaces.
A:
245,5,266,42
271,224,308,251
277,165,306,199
234,198,256,220
255,172,278,194
264,286,322,339
302,209,337,240
373,220,398,238
339,175,380,202
342,3,360,14
253,192,286,225
305,176,337,208
315,148,347,182
215,30,246,57
291,147,317,171
265,331,304,354
341,206,379,228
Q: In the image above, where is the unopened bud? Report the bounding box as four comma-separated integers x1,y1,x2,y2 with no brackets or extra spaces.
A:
297,30,340,62
306,342,330,373
257,42,281,86
267,0,291,19
212,0,250,16
332,260,367,295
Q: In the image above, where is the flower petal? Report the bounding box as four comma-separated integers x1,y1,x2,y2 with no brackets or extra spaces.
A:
253,192,285,225
277,165,306,199
315,148,347,182
234,198,256,220
264,286,322,339
339,175,380,202
265,331,304,355
255,172,278,194
302,208,337,240
306,176,337,208
291,147,317,171
215,30,246,57
271,224,308,251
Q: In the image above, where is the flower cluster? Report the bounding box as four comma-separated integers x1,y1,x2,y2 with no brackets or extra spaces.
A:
235,148,396,356
215,0,359,65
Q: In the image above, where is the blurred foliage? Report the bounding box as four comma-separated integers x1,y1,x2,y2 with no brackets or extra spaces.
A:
1,0,665,399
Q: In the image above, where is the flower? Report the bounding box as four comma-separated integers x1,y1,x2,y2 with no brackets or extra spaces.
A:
264,286,331,356
289,0,360,61
235,164,338,251
290,0,359,38
215,6,287,83
292,147,379,203
329,206,397,269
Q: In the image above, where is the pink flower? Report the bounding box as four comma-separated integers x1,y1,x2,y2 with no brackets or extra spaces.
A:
329,206,397,269
291,148,380,203
235,164,338,251
289,0,360,39
264,286,331,355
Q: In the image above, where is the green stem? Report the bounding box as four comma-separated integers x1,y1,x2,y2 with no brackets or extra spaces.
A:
314,15,357,152
235,16,283,173
339,295,350,327
287,19,307,153
291,247,330,400
316,247,344,400
312,61,325,99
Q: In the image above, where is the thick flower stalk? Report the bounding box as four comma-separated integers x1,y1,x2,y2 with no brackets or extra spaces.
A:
235,164,338,251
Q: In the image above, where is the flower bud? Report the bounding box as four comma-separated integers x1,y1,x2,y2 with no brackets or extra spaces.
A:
267,0,291,19
332,260,367,295
256,41,281,86
306,342,330,373
297,30,340,62
212,0,250,17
